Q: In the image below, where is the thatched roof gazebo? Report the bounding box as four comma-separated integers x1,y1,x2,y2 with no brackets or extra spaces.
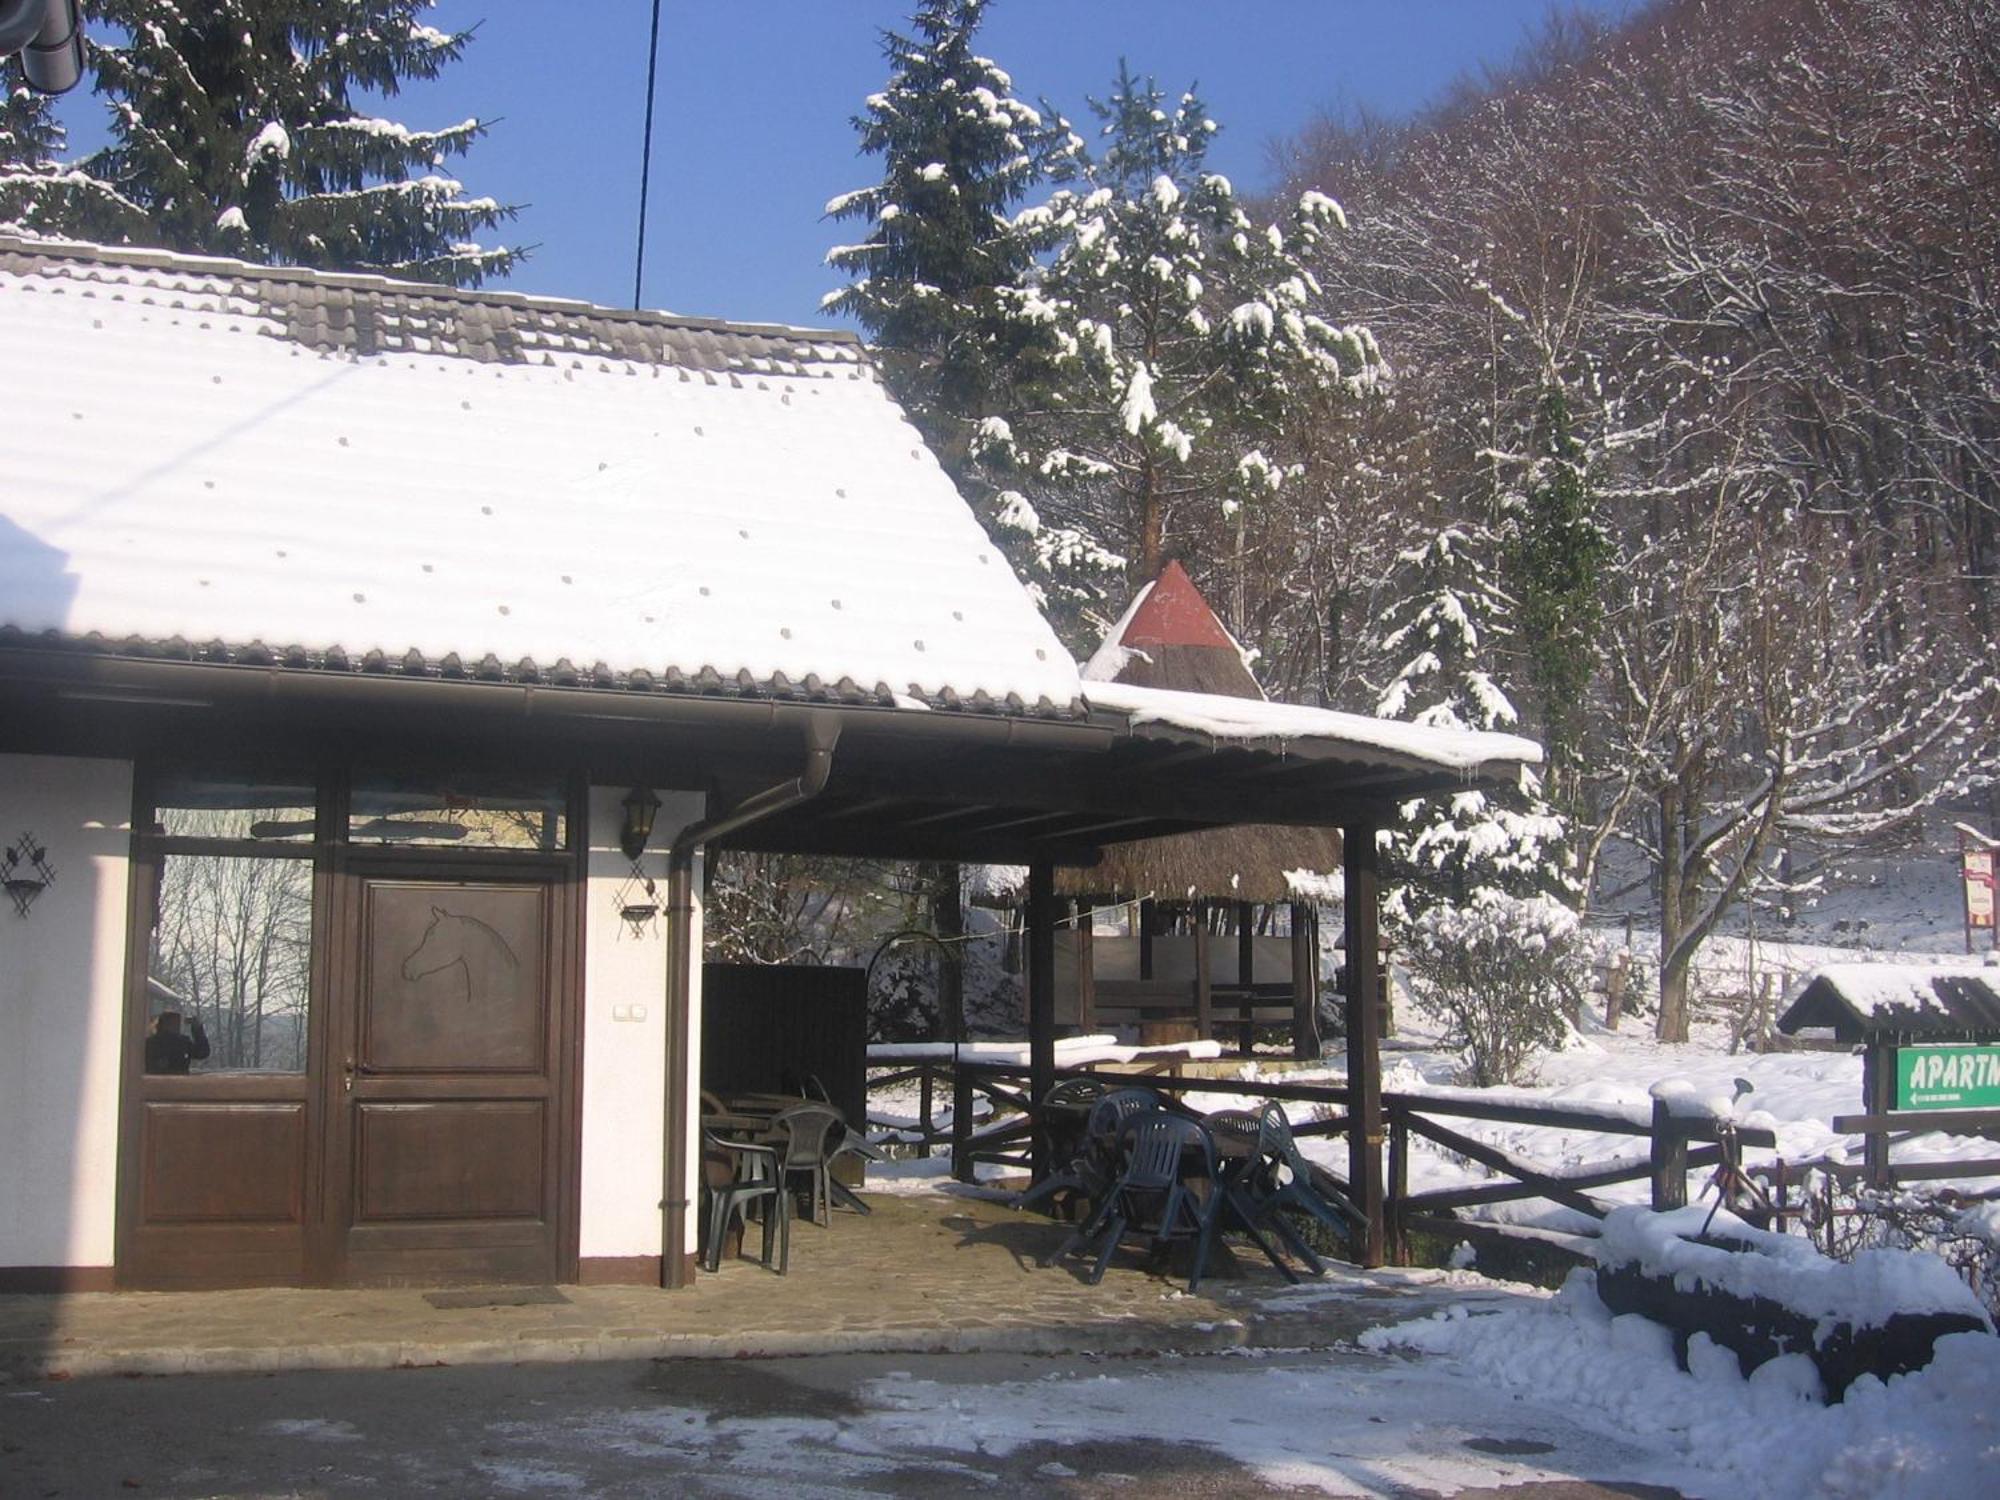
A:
1049,562,1347,1054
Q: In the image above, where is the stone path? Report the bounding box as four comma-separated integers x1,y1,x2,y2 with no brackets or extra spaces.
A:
0,1189,1511,1381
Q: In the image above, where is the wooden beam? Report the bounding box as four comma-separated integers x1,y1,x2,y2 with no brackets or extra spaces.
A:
822,747,1416,832
1344,818,1385,1266
1027,860,1057,1178
1193,902,1213,1044
1138,898,1156,981
1291,901,1320,1060
1862,1040,1894,1188
1831,1109,2000,1136
1076,899,1096,1032
721,823,1107,865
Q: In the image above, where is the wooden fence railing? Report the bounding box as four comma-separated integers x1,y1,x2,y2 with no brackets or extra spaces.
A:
870,1059,1781,1263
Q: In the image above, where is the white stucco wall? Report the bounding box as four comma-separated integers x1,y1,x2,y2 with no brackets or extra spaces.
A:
0,755,132,1272
578,786,705,1268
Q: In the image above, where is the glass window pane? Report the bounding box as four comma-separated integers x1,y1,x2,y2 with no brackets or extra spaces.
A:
146,853,313,1074
154,771,317,843
349,772,567,851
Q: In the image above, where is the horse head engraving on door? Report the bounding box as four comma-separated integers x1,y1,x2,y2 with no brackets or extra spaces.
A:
400,905,521,1005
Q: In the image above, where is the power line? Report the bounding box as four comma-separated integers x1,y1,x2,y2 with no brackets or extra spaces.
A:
632,0,663,310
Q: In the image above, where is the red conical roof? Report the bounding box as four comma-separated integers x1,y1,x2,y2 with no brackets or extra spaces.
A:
1085,560,1264,702
1119,559,1238,651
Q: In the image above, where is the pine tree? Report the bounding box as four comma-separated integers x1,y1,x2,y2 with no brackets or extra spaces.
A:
1508,385,1607,802
974,64,1381,642
1372,523,1571,922
1,75,145,237
79,1,518,285
823,0,1059,459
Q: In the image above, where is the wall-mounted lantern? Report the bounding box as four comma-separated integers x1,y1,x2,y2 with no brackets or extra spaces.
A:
2,832,55,917
620,787,661,863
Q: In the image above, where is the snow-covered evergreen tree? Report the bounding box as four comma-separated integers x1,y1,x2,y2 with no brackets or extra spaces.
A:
823,0,1060,461
1,76,144,237
974,64,1382,641
1372,524,1570,921
79,1,518,285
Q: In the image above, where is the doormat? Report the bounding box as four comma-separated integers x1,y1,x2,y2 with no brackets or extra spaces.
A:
423,1287,571,1310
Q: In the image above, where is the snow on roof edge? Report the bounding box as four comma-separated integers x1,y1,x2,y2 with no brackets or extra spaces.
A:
1083,679,1544,774
0,230,865,345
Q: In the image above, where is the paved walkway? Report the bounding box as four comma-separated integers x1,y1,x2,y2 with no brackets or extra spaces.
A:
0,1189,1503,1382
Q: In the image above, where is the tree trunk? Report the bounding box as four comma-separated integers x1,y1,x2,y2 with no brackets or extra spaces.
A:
1657,948,1692,1045
1656,782,1691,1043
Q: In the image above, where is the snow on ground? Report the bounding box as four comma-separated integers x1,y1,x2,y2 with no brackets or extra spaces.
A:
476,1339,1734,1497
856,922,1998,1495
1362,1274,2000,1498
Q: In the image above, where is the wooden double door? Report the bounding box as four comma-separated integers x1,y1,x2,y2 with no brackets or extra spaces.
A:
121,860,578,1289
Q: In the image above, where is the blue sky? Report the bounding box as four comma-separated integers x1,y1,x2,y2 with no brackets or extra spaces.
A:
54,2,1633,326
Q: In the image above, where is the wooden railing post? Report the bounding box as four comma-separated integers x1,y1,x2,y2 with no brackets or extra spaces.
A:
1193,901,1214,1044
1387,1106,1409,1264
919,1065,935,1154
1862,1039,1894,1189
1343,816,1386,1266
1650,1099,1688,1210
951,1063,975,1183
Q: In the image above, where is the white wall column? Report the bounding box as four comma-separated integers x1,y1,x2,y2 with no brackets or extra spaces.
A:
0,755,132,1284
578,785,703,1281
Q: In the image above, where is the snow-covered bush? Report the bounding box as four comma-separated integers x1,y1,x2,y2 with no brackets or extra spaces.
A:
1809,1184,2000,1320
1403,889,1586,1086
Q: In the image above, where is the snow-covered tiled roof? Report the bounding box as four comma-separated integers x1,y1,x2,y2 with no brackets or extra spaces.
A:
1082,679,1543,776
0,237,1082,714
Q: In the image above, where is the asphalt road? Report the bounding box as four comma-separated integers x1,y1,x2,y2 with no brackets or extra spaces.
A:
0,1349,1688,1499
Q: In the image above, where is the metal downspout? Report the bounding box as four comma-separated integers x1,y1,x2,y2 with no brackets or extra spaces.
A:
660,717,839,1288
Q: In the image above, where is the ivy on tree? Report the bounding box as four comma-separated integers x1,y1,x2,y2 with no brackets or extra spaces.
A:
69,1,519,285
1509,384,1608,799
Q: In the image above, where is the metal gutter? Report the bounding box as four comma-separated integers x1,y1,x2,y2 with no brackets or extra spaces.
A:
0,649,1112,755
658,716,840,1288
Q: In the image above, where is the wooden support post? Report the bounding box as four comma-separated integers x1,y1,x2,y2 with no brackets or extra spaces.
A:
1650,1099,1688,1210
1387,1106,1409,1264
1290,901,1321,1060
1027,860,1057,1179
934,861,966,1042
1076,898,1096,1032
951,1064,975,1183
1138,897,1156,981
1344,818,1386,1267
1862,1039,1895,1189
1237,901,1256,986
1193,901,1213,1044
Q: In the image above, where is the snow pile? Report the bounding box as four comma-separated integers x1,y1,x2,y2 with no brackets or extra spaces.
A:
1596,1205,1992,1330
1364,1273,2000,1497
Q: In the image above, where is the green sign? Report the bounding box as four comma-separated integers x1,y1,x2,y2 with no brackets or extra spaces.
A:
1897,1045,2000,1110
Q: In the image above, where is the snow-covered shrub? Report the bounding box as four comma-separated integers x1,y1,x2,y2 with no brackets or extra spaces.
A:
1808,1183,2000,1320
1403,889,1586,1086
